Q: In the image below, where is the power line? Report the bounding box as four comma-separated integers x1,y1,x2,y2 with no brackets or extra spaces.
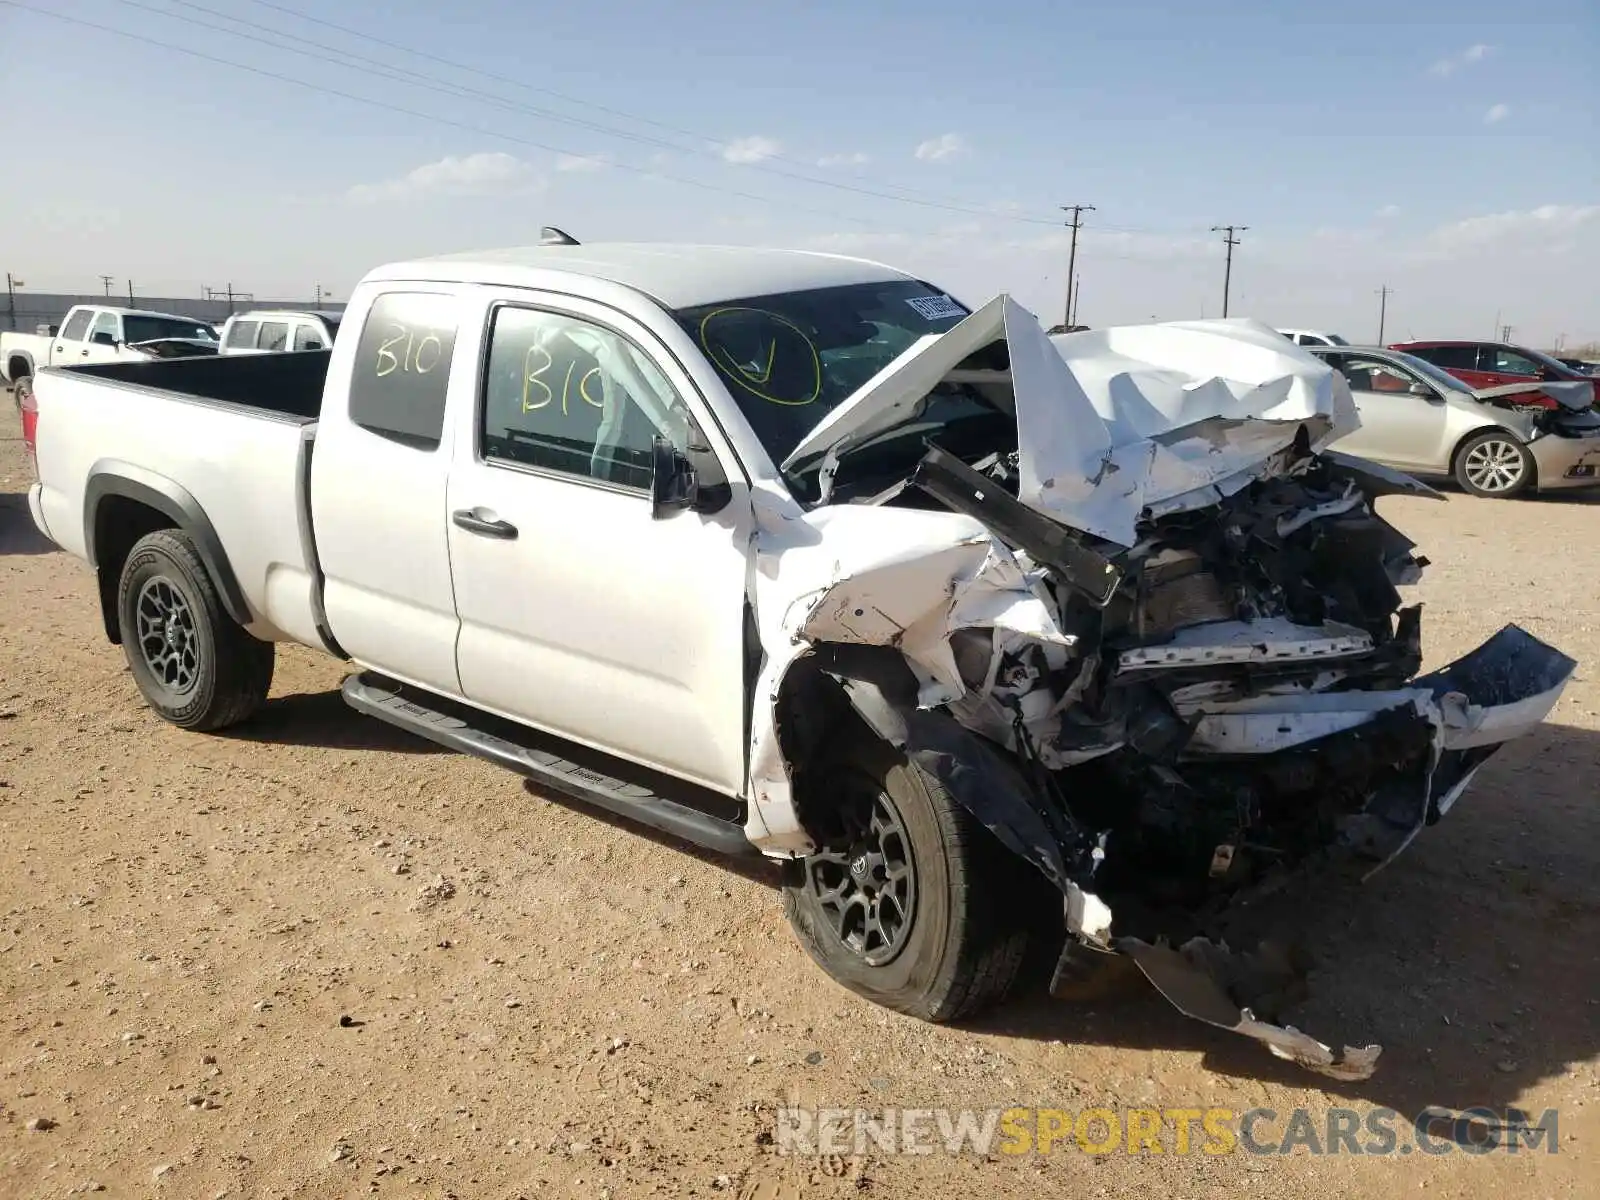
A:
1210,225,1247,317
0,0,898,231
233,0,1068,223
110,0,1067,230
1060,205,1094,328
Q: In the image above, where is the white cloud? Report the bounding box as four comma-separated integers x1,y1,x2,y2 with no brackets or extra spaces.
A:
1377,204,1401,218
345,152,541,204
816,151,870,167
1429,43,1492,77
1425,203,1600,254
721,136,781,164
914,133,969,163
554,153,611,173
1484,103,1510,124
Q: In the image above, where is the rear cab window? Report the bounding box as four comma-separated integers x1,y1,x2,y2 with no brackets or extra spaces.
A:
258,321,290,352
293,322,327,351
347,293,460,450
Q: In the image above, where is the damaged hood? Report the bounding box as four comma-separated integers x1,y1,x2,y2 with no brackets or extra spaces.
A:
781,296,1357,548
1470,379,1594,410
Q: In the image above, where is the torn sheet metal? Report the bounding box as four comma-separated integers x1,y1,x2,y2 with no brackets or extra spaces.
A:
1186,625,1573,757
781,295,1357,548
1121,937,1383,1082
737,292,1577,1082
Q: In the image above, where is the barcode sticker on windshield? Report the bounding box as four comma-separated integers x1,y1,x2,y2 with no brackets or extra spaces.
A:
905,294,966,321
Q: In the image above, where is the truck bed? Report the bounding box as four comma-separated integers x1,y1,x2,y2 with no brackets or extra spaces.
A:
30,352,330,650
68,349,330,421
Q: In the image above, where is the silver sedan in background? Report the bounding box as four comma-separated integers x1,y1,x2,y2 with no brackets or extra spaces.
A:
1309,345,1600,498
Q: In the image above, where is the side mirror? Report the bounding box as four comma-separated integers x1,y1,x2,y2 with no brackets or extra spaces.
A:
1407,381,1436,398
90,331,118,347
650,434,732,519
650,435,698,518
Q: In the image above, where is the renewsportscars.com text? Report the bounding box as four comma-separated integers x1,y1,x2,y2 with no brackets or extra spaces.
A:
775,1105,1560,1157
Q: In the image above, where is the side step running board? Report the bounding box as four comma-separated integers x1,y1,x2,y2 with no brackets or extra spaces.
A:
341,672,759,859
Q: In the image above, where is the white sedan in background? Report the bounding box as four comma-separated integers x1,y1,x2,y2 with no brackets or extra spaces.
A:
1309,344,1600,498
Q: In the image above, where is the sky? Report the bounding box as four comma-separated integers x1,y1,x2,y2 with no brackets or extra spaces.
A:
1,0,1597,347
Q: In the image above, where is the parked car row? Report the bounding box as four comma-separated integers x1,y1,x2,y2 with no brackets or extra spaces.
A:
4,305,345,408
1307,345,1600,498
1271,327,1600,498
2,305,221,408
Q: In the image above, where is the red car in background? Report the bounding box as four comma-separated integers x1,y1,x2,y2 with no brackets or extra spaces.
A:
1389,340,1600,409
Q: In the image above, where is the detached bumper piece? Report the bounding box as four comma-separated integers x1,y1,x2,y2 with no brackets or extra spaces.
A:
1105,626,1574,1080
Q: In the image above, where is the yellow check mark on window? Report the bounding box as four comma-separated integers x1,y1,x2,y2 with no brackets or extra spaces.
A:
736,341,777,385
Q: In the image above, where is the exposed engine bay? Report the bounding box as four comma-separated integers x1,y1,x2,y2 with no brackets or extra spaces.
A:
747,299,1576,1079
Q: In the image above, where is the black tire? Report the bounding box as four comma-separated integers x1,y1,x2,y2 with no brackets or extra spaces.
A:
116,529,274,730
1454,430,1535,498
782,735,1033,1023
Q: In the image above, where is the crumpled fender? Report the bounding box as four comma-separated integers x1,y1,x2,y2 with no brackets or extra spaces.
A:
802,643,1098,906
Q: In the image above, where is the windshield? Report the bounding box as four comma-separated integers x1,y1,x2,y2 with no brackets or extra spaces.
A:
673,280,972,466
124,315,217,344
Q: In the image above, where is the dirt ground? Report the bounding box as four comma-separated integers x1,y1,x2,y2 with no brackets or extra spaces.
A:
3,405,1599,1200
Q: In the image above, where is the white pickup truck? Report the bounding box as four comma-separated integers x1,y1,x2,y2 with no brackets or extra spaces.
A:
3,304,219,406
22,238,1574,1075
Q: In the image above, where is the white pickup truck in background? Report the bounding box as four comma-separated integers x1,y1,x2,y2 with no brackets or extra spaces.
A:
3,304,218,407
20,236,1574,1077
218,308,343,355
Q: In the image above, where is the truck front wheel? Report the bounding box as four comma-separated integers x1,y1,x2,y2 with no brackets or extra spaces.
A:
782,735,1032,1022
116,529,274,730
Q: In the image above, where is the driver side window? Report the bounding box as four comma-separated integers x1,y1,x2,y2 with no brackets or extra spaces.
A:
480,306,684,492
1338,357,1424,397
89,312,119,343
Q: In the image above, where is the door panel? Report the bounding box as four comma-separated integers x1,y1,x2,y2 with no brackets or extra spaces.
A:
447,296,752,794
1334,357,1451,470
312,288,472,695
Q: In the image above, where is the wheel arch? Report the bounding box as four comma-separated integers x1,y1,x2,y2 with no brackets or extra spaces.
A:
773,642,1086,898
5,350,34,384
84,461,252,643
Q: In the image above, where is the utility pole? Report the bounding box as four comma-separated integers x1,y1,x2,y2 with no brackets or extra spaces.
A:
1060,205,1095,328
1069,273,1082,325
100,274,114,297
1376,285,1392,344
127,279,135,305
1500,324,1513,342
5,273,21,332
314,283,332,306
1211,226,1246,317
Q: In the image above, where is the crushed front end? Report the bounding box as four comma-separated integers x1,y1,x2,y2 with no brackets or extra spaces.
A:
758,300,1576,1079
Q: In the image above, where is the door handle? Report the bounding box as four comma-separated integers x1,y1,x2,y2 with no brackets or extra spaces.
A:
452,509,518,539
80,349,91,357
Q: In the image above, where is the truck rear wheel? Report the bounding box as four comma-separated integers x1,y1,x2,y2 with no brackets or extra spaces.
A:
116,529,274,730
781,734,1032,1022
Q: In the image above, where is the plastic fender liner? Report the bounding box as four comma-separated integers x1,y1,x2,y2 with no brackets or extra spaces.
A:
805,642,1087,895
